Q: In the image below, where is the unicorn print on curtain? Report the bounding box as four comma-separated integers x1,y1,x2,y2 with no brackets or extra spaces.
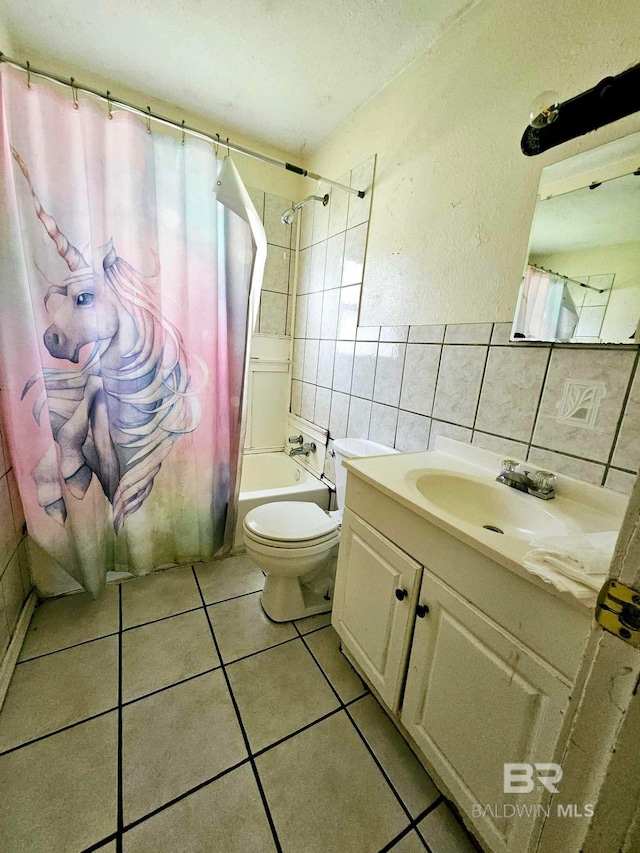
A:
0,64,265,596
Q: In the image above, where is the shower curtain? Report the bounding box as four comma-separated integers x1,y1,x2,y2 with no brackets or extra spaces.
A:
513,265,579,341
0,64,265,596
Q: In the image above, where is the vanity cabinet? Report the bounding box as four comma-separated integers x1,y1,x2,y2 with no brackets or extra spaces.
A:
332,509,421,710
332,495,590,853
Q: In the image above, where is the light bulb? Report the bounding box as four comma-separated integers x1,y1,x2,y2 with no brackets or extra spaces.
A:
529,91,560,129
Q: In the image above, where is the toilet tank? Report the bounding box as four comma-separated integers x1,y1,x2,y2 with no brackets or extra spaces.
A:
332,438,399,512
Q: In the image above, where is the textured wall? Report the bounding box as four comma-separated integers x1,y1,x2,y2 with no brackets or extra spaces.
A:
301,0,640,327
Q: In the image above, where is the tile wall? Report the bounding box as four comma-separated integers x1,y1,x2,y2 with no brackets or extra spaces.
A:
289,157,639,497
0,389,31,664
247,188,297,337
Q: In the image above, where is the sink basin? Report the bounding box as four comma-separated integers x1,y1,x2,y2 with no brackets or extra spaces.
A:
413,472,569,540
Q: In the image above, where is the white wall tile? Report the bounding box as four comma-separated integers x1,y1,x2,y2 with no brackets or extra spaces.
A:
333,342,355,394
303,340,320,385
432,346,487,427
342,224,367,286
409,325,445,344
324,233,345,291
329,392,350,439
317,341,336,389
2,550,24,634
444,323,493,344
296,248,311,295
395,411,431,452
472,431,528,460
347,398,372,439
299,203,314,250
356,326,380,342
312,192,330,245
528,447,605,486
292,340,304,381
306,292,323,340
605,468,637,495
351,342,378,400
301,382,316,422
380,326,409,343
294,294,308,339
290,380,302,417
314,387,332,429
399,344,441,416
533,349,635,464
475,347,549,442
337,285,360,340
320,289,340,340
429,420,472,450
368,403,399,448
309,241,327,293
373,344,406,408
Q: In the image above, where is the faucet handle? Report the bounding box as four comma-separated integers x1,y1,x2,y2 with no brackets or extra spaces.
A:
288,435,303,445
529,469,556,493
500,459,520,473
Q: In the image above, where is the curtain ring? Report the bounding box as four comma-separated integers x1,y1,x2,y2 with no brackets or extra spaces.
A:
213,133,220,156
26,61,31,89
106,90,113,120
181,119,186,146
225,137,230,157
70,77,79,110
146,106,152,134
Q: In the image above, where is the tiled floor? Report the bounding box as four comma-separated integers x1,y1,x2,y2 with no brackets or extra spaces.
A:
0,555,479,852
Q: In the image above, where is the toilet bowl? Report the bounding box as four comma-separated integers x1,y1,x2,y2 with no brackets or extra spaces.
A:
243,438,398,621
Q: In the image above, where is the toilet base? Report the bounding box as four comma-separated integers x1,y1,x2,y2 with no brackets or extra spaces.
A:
260,573,333,622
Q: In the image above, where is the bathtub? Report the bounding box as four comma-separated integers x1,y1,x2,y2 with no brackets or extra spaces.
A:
234,452,331,548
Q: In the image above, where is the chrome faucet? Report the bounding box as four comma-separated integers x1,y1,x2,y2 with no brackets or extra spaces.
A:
290,442,316,458
496,459,556,500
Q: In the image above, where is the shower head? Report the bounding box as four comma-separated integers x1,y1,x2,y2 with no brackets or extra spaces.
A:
281,193,329,226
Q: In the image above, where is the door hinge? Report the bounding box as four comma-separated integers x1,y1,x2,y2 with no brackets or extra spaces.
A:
596,580,640,648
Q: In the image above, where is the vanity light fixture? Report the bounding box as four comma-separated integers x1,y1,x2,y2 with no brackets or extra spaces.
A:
521,62,640,156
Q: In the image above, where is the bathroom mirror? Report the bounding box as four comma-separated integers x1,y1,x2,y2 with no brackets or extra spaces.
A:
512,131,640,343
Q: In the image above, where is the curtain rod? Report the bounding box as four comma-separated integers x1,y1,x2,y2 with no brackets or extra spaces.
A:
531,264,605,293
0,53,365,200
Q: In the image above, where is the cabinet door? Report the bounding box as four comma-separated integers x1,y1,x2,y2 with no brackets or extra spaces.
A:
401,571,571,853
332,509,421,711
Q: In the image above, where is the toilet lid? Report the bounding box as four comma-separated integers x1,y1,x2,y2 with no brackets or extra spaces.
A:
244,501,338,543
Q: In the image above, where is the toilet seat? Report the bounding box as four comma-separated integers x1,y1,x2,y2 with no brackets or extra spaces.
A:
244,501,338,546
243,526,339,550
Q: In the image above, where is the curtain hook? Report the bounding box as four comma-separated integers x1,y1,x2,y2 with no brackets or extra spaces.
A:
70,77,79,109
26,61,31,89
225,137,230,157
181,119,186,146
146,106,152,134
106,90,113,120
213,133,220,157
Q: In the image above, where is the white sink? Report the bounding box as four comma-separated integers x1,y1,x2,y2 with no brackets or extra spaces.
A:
414,471,568,540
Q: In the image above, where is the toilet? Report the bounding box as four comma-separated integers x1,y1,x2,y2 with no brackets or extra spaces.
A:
243,438,398,621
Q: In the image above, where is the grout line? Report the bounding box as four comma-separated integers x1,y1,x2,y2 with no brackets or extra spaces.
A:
470,343,491,434
116,584,123,853
80,831,119,853
377,794,444,852
121,757,251,836
223,634,300,667
120,665,222,707
293,623,414,825
0,706,119,758
191,566,283,853
16,630,120,665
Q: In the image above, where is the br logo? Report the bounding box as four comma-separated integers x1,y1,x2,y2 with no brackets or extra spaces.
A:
504,763,563,794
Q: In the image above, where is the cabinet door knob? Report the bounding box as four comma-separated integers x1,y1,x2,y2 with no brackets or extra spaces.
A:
395,588,408,601
416,604,430,618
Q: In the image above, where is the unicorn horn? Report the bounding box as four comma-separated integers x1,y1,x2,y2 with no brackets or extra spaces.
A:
10,146,89,271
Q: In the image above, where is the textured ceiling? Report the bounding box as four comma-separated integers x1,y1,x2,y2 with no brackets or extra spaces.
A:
0,0,474,156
